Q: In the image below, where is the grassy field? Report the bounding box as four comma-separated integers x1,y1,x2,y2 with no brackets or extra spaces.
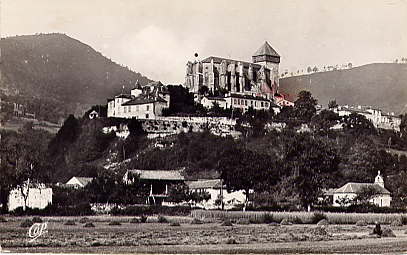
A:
191,210,407,224
1,215,407,254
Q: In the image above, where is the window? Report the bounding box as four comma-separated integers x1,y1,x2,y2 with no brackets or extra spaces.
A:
146,105,150,111
146,114,149,119
245,100,247,106
234,99,237,104
265,102,268,108
129,106,132,112
261,102,264,107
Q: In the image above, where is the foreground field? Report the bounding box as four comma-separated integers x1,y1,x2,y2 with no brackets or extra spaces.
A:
1,216,407,254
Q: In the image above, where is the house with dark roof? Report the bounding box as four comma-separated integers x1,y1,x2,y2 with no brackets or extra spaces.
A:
107,80,170,119
333,171,391,207
66,177,94,188
123,169,185,205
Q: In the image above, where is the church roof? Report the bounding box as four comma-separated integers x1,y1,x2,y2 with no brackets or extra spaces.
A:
202,56,264,69
334,183,390,194
253,41,280,58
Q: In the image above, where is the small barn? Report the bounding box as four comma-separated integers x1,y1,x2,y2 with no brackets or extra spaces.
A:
66,177,94,188
123,169,185,205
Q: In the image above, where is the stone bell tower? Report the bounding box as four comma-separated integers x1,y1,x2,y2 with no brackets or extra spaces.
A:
252,41,281,89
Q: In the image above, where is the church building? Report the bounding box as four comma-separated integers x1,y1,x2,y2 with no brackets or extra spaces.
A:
185,41,280,99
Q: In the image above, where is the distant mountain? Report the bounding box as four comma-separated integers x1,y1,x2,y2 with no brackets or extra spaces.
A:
0,33,152,121
280,63,407,114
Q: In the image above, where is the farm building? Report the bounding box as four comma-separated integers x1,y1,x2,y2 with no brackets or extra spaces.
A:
123,169,185,205
65,176,94,188
333,171,392,207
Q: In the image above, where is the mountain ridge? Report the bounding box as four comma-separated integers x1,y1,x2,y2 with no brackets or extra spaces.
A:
280,63,407,114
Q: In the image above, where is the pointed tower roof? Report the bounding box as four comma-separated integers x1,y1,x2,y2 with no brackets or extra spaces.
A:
253,41,280,58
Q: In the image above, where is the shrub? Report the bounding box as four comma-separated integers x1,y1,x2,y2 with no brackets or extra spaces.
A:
79,217,89,224
225,238,237,244
310,227,329,236
140,215,148,223
32,216,43,223
263,213,274,224
130,217,140,223
356,220,367,226
111,205,191,216
64,220,76,226
84,222,95,228
316,219,329,226
108,221,121,226
170,222,181,226
382,228,396,237
391,219,403,227
237,218,250,225
20,219,34,228
280,218,292,225
221,219,233,226
0,216,7,223
157,215,168,223
292,216,303,224
191,218,203,224
312,212,327,224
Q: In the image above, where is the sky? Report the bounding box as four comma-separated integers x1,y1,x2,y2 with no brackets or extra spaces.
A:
2,0,407,84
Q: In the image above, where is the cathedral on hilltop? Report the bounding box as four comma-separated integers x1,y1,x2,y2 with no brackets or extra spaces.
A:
184,41,280,99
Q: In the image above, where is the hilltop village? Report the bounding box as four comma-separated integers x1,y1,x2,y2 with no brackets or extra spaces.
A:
1,41,407,216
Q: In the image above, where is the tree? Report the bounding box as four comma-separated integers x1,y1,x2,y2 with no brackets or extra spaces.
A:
311,109,340,134
218,148,277,209
276,133,340,208
294,90,318,122
400,114,407,138
307,66,312,73
348,62,353,69
342,112,376,136
328,100,338,109
353,186,380,205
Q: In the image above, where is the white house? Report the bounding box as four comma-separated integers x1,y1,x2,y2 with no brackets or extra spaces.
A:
201,96,227,109
8,181,53,212
186,179,247,210
333,171,392,207
333,105,401,131
107,81,170,119
66,177,94,188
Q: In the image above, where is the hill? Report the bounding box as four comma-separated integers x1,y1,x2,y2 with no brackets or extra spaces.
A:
280,63,407,114
0,33,152,122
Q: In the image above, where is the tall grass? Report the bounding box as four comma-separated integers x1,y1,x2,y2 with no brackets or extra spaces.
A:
191,210,407,224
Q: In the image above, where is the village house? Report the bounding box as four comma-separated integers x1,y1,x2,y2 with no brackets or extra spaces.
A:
333,105,401,131
186,179,247,210
65,176,94,188
107,81,170,119
123,169,185,205
333,171,392,207
8,180,53,212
